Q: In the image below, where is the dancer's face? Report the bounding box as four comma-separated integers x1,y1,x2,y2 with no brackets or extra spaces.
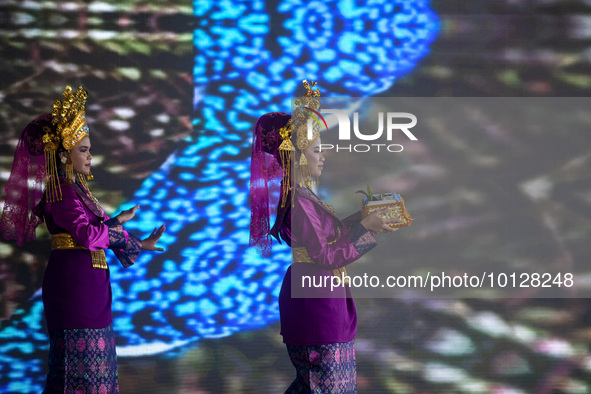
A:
61,136,93,176
302,137,325,178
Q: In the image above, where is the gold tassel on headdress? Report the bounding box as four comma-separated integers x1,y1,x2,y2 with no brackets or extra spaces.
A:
298,152,312,188
43,143,62,203
65,152,74,183
278,119,295,207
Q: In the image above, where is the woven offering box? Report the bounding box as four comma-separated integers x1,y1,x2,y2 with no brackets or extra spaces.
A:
362,192,413,228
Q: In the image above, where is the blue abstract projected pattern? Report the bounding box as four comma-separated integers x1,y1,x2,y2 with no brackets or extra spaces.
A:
0,0,437,391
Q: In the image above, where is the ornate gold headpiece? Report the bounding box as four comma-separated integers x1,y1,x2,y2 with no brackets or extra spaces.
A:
277,80,323,202
293,80,321,151
49,85,89,151
42,85,90,202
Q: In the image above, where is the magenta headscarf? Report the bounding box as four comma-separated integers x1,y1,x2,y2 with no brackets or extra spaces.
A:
0,113,52,246
249,112,293,256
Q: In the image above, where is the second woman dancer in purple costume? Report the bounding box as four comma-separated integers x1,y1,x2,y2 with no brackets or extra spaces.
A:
249,81,397,393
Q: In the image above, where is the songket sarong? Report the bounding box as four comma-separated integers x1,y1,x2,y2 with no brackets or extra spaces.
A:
43,324,119,394
285,341,356,394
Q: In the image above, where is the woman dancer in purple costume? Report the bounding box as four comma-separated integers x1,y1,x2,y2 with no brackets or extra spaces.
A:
249,81,397,393
0,86,165,393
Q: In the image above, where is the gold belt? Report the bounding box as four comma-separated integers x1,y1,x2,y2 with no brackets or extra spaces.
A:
292,247,349,284
51,233,108,270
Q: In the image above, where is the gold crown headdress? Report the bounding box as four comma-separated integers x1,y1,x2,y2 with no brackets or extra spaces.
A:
278,80,322,205
42,85,91,202
294,80,321,188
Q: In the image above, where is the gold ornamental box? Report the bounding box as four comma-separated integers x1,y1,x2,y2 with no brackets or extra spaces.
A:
361,192,413,228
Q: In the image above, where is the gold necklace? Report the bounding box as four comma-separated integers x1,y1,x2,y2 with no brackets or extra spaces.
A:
77,174,104,220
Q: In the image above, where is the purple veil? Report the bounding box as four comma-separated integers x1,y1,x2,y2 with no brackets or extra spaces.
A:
249,112,293,256
0,114,52,245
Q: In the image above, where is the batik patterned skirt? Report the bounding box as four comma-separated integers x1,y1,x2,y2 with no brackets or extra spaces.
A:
43,324,119,394
285,341,356,394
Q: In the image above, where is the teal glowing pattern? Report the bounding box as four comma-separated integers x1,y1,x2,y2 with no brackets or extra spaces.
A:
0,0,437,390
109,0,437,350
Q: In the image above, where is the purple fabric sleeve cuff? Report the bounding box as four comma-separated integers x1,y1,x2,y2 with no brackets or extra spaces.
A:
105,217,141,268
105,217,126,249
347,223,377,257
342,210,363,231
113,233,141,268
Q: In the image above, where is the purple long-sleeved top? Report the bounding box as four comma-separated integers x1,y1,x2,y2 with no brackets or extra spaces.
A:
279,186,377,345
35,178,141,330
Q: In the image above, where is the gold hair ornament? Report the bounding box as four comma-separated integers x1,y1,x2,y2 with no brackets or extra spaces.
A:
278,119,295,207
65,152,74,183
